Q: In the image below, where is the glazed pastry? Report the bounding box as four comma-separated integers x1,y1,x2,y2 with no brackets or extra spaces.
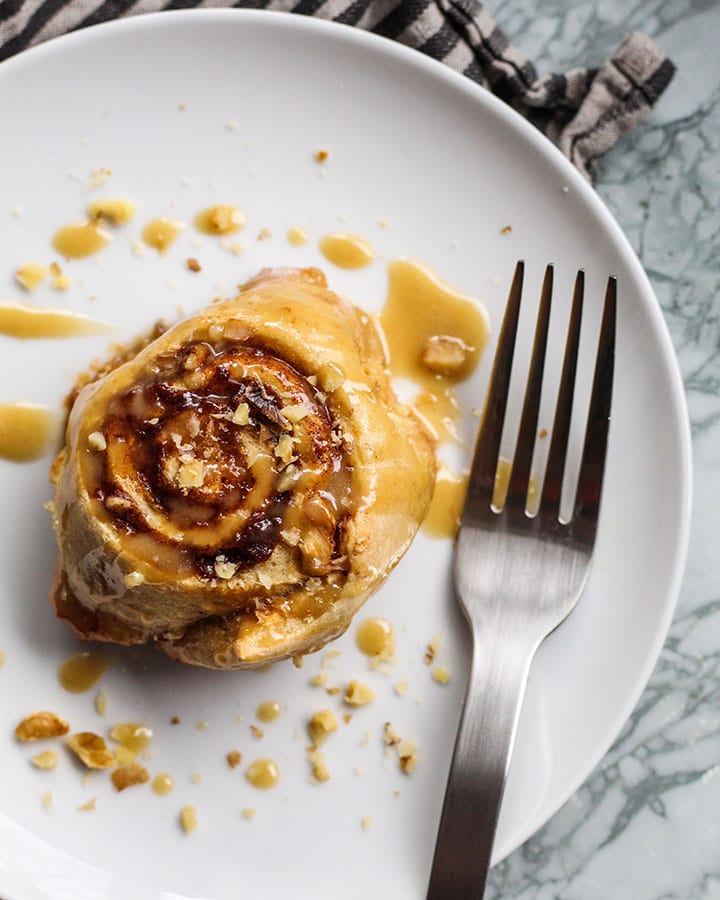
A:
50,268,436,669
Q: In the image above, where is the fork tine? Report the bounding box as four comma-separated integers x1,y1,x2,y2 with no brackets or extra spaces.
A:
462,260,524,523
574,276,616,528
506,265,553,511
542,270,584,520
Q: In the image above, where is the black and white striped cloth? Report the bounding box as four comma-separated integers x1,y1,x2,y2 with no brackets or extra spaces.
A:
0,0,675,182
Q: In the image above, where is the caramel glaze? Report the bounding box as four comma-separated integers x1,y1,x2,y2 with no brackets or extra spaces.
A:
58,650,110,693
380,258,489,442
81,338,350,585
0,304,111,339
0,403,56,462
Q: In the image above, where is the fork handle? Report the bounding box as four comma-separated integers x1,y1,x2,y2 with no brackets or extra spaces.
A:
427,623,540,899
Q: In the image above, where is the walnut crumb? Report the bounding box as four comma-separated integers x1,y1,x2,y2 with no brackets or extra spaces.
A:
292,654,304,669
393,680,410,697
15,711,70,742
424,635,442,665
186,257,202,272
241,807,256,820
87,431,107,452
308,750,330,783
361,816,373,832
232,402,250,426
250,725,264,740
344,680,376,707
501,225,513,234
95,691,107,716
382,722,401,747
257,228,272,241
308,709,338,748
432,665,451,684
314,149,330,163
420,336,469,376
77,798,96,812
30,749,59,770
397,739,418,774
226,750,242,769
180,804,198,833
16,262,49,290
111,762,150,791
123,571,144,589
66,732,115,769
178,459,205,490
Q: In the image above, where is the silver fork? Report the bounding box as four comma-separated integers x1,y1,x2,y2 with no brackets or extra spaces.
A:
427,261,616,900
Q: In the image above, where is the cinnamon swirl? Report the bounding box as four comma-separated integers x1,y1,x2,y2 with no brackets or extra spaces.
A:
49,268,436,669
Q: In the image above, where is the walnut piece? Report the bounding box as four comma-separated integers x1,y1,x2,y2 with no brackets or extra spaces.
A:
111,762,150,791
15,711,70,742
344,680,376,707
308,709,338,748
30,749,59,770
66,732,116,769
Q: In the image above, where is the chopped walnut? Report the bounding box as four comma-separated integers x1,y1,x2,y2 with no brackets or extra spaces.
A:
314,150,330,163
307,709,338,748
214,557,238,580
178,459,205,490
226,750,242,769
15,711,70,742
111,763,150,791
280,403,309,423
344,680,376,707
88,197,136,225
275,433,294,464
186,257,202,272
308,749,331,783
109,722,153,754
87,431,107,452
397,739,418,774
30,749,59,770
66,732,115,769
180,804,198,833
501,224,513,234
123,571,144,589
16,262,49,290
424,635,442,665
420,335,469,376
432,665,451,684
382,722,401,747
232,402,250,425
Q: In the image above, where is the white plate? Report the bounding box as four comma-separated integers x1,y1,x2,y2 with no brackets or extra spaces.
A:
0,11,691,900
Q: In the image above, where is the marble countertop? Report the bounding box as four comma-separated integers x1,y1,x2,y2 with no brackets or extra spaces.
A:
487,2,720,898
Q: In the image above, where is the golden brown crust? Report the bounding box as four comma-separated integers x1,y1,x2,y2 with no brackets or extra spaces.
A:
50,267,436,669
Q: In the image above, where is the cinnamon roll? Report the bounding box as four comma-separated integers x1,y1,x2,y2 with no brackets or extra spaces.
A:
50,268,436,669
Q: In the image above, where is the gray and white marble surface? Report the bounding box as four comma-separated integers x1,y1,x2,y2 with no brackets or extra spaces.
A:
484,1,720,897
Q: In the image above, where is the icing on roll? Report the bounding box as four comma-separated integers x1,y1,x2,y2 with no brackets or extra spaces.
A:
49,268,436,669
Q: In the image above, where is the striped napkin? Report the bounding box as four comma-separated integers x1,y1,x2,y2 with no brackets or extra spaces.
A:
0,0,675,182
